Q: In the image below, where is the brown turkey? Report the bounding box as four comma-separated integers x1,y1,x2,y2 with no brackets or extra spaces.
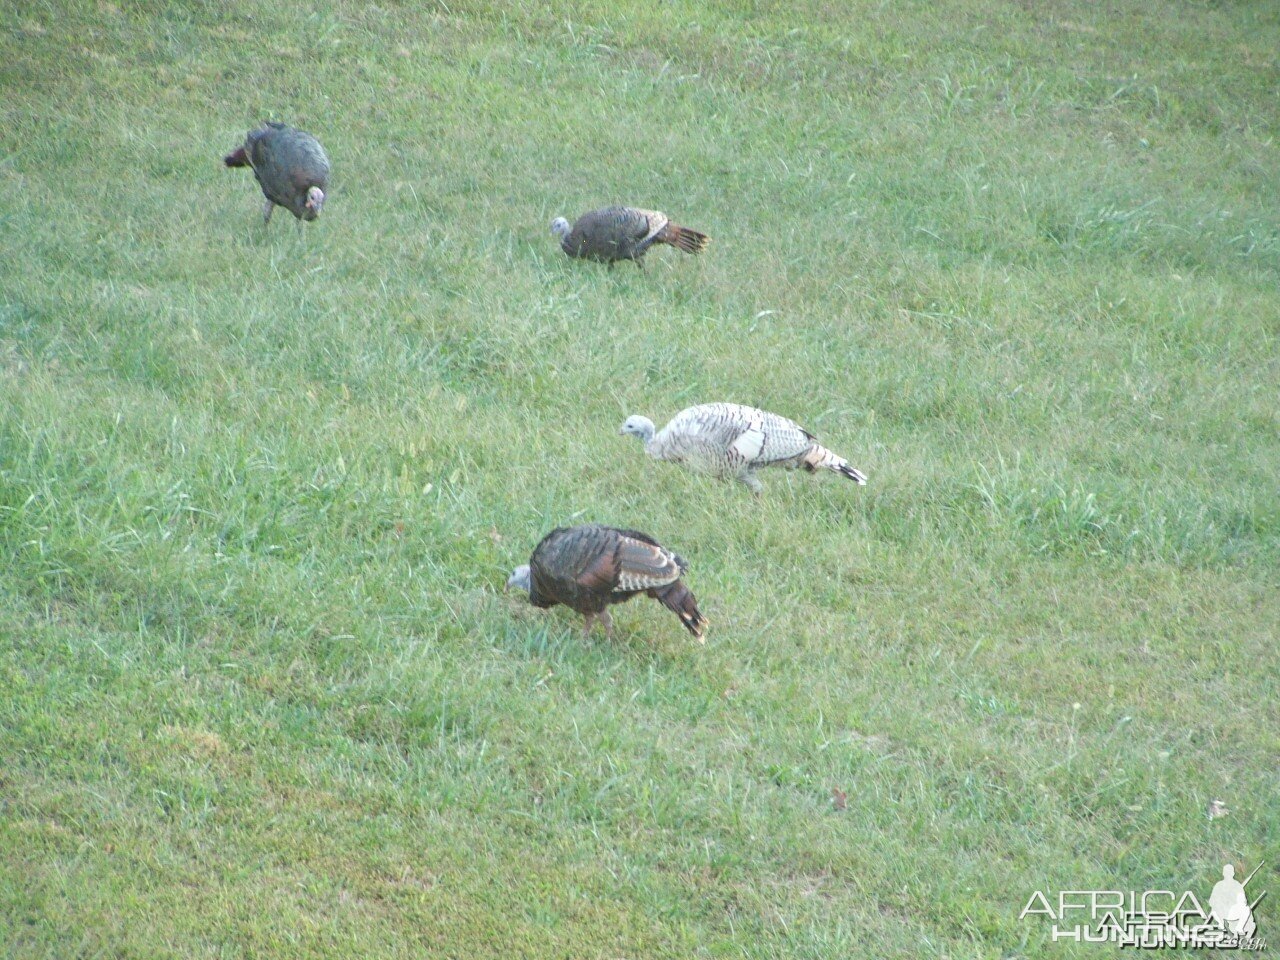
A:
224,122,330,224
506,524,707,641
550,206,709,269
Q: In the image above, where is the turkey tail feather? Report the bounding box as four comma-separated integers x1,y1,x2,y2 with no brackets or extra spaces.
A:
223,146,250,168
650,582,708,641
837,462,868,484
663,224,710,255
803,444,868,485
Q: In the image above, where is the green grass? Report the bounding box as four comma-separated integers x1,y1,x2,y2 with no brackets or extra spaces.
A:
1,1,1277,956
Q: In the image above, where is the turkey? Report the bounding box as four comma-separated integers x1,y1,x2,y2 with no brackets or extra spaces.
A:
224,122,330,224
550,206,709,268
506,524,707,641
620,402,868,495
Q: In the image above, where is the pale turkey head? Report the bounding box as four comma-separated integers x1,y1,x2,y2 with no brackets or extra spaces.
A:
304,186,325,219
506,564,532,595
549,217,571,241
619,415,656,444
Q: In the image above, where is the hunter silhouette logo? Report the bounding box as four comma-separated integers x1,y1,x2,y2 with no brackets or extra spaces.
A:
1210,864,1259,939
1020,862,1267,949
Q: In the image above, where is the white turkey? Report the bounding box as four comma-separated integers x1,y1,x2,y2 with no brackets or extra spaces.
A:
550,206,709,269
506,524,707,641
224,122,330,224
620,402,868,495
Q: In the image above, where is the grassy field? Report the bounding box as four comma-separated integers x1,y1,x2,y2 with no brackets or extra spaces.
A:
1,1,1277,956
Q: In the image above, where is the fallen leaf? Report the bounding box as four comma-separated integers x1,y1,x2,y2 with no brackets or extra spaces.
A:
831,788,847,811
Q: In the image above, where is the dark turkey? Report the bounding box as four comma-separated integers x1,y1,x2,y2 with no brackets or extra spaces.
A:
224,122,330,224
550,206,709,269
506,524,707,641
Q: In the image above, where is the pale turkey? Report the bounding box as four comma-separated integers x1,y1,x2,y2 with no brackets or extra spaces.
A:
620,402,868,495
550,206,709,268
506,524,707,641
224,122,330,224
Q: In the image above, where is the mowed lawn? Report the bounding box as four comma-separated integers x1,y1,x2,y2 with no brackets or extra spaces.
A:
1,1,1277,956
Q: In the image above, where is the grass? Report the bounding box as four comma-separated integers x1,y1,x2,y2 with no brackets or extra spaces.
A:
1,0,1277,956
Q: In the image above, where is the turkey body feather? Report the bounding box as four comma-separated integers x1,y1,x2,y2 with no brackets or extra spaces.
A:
511,524,707,640
553,206,709,268
224,122,330,223
623,402,867,495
